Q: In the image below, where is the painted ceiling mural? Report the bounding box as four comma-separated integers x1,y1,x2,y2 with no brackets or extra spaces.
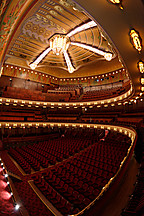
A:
6,0,120,76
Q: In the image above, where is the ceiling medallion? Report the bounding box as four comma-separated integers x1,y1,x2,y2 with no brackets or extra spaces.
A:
29,21,114,73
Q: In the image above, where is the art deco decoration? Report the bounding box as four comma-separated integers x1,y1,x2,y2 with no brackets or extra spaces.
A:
50,35,70,55
129,29,142,52
29,21,114,73
141,78,144,85
108,0,123,10
0,66,3,77
138,60,144,73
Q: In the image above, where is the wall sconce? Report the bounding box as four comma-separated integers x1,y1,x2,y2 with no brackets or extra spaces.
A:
141,78,144,85
108,0,123,9
129,29,142,52
138,60,144,73
0,66,3,77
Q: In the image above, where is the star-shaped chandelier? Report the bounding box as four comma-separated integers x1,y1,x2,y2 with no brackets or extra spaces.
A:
29,21,113,73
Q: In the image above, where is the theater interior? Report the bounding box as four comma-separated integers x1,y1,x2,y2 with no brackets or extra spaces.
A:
0,0,144,215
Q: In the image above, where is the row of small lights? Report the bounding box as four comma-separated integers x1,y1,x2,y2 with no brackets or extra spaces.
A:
0,158,20,211
0,90,143,109
59,69,124,81
0,99,142,110
0,99,143,110
0,122,135,136
5,65,58,80
5,64,124,82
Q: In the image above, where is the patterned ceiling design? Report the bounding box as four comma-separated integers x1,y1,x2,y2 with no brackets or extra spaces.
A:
7,0,117,74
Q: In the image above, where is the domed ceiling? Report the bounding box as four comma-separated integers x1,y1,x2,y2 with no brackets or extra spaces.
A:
6,0,122,78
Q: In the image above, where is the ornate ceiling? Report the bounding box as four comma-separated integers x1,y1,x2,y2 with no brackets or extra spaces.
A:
6,0,122,77
1,0,144,98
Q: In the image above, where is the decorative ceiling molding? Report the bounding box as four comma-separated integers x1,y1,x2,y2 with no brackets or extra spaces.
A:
6,0,118,76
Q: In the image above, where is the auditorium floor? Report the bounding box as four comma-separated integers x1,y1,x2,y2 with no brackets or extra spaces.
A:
83,155,139,216
1,149,139,216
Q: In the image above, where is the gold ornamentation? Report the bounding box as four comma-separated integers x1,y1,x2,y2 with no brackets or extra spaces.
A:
50,10,58,16
46,14,53,20
54,5,63,12
130,29,142,52
59,0,70,8
138,60,144,73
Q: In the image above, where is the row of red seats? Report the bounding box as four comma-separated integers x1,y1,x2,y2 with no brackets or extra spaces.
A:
21,146,49,168
27,144,58,164
15,147,40,171
8,148,31,174
14,181,53,216
8,130,102,173
32,131,131,214
33,174,91,215
24,134,95,162
33,175,77,215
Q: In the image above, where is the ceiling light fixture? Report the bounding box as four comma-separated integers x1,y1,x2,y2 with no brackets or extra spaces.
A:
50,34,70,55
63,51,75,73
108,0,123,9
29,20,113,73
71,42,113,61
67,21,97,37
29,47,51,69
129,29,142,52
138,60,144,73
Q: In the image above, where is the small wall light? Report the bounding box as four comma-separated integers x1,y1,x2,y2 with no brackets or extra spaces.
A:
129,29,142,52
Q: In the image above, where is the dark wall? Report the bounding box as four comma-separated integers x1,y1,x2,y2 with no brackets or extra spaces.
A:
0,75,55,93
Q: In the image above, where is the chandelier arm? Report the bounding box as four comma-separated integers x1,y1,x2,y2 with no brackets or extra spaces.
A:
35,47,51,64
67,21,97,38
71,42,113,61
29,47,51,69
63,51,75,73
